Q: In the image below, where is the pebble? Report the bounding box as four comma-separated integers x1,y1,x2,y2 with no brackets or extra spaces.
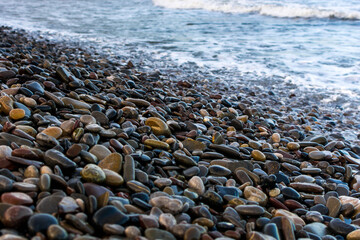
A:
0,27,359,240
9,109,25,120
28,213,58,234
81,164,106,183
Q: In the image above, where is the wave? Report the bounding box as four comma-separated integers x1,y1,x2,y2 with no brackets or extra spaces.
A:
152,0,360,20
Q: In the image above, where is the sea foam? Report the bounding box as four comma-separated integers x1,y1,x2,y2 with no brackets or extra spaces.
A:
152,0,360,20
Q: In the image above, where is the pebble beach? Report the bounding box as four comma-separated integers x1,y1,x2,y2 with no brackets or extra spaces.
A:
1,25,360,240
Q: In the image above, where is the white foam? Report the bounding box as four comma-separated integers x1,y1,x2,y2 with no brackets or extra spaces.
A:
152,0,360,20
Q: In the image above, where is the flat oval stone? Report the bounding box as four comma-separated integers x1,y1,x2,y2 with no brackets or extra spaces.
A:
188,176,205,195
62,97,91,109
89,144,111,161
244,186,268,206
127,180,151,194
9,109,25,120
145,228,176,240
144,139,170,150
81,164,106,183
44,149,76,170
103,169,124,187
282,187,301,200
145,117,171,136
208,165,231,176
36,195,63,214
328,218,356,236
47,224,68,240
0,175,13,192
3,205,33,228
28,213,58,234
289,182,324,193
287,142,300,151
173,150,197,166
235,205,265,216
41,127,63,139
309,151,332,160
1,192,33,205
149,196,183,214
347,229,360,240
251,150,266,161
92,205,129,227
123,155,135,182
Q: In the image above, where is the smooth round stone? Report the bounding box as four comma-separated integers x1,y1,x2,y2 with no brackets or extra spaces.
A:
310,204,329,215
3,205,33,228
61,97,91,109
154,178,172,188
326,196,341,218
303,222,329,237
83,183,114,199
184,227,201,240
235,205,265,216
0,175,13,192
127,180,151,194
125,226,141,238
244,186,268,206
28,213,59,234
306,211,324,222
0,145,12,159
104,224,125,235
93,205,129,227
209,165,231,176
328,218,356,236
9,108,25,120
39,173,51,192
139,215,159,228
89,145,111,161
126,98,150,107
182,139,206,152
0,96,14,114
173,150,197,166
44,149,77,170
58,196,79,213
66,144,82,158
144,139,170,150
287,142,300,151
145,117,171,136
149,196,183,214
282,187,301,200
120,155,134,183
24,165,39,178
251,150,266,161
41,127,63,139
47,224,68,240
145,228,176,240
103,169,124,186
1,192,33,205
309,151,332,160
347,229,360,240
36,195,63,214
273,209,305,226
91,111,109,125
182,167,199,178
263,223,280,240
159,213,177,230
81,164,106,183
272,133,281,143
80,115,96,125
188,176,205,195
289,182,324,193
22,97,37,107
294,175,315,183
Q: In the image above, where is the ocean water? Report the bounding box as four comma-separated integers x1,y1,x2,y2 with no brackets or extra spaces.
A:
1,0,360,92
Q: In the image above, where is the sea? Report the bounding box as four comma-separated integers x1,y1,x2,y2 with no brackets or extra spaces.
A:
1,0,360,94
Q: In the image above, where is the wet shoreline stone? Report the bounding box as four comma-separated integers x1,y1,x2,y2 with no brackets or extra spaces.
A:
0,26,360,239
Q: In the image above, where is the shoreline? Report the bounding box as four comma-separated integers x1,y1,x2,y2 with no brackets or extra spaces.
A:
0,25,360,239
